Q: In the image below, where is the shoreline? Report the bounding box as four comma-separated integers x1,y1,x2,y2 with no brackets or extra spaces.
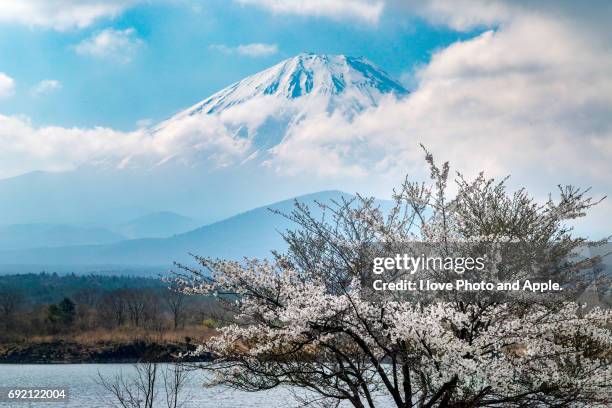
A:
0,339,211,364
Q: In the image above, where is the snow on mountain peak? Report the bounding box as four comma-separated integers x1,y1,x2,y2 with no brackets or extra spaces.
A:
151,54,408,167
177,53,407,118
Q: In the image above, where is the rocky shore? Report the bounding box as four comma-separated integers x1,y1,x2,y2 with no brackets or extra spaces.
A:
0,340,211,364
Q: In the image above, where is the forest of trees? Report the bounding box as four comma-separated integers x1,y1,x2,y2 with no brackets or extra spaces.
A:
0,273,222,343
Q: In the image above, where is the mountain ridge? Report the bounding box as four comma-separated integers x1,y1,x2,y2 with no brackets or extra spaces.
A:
0,190,385,274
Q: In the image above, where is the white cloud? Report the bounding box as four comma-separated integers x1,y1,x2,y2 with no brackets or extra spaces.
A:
237,43,279,57
0,0,141,30
4,3,611,187
0,113,250,179
32,79,62,96
74,27,143,63
210,43,279,57
268,21,612,183
235,0,384,24
0,73,15,98
393,0,612,40
392,0,512,31
259,4,612,238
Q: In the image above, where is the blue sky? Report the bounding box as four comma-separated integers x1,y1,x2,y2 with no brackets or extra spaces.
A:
0,0,475,130
0,0,610,236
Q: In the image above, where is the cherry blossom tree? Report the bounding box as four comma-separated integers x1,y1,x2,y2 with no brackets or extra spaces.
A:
176,148,611,407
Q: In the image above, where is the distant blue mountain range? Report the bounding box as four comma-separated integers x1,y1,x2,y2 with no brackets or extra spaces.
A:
0,211,200,250
0,224,124,250
0,190,387,275
117,211,199,239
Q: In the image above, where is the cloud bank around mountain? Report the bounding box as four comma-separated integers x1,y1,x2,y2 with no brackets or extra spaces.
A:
0,1,610,183
269,13,612,185
0,113,250,179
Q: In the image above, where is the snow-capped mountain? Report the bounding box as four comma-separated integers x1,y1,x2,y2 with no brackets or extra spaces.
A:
166,53,406,119
154,53,407,151
0,54,405,230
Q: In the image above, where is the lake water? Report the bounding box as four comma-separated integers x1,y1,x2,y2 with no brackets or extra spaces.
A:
0,364,303,407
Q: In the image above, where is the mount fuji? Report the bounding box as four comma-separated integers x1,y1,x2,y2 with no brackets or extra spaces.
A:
0,54,406,230
160,53,406,125
153,53,407,158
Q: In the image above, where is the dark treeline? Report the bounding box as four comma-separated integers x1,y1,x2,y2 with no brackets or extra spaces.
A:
0,272,165,304
0,273,223,344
